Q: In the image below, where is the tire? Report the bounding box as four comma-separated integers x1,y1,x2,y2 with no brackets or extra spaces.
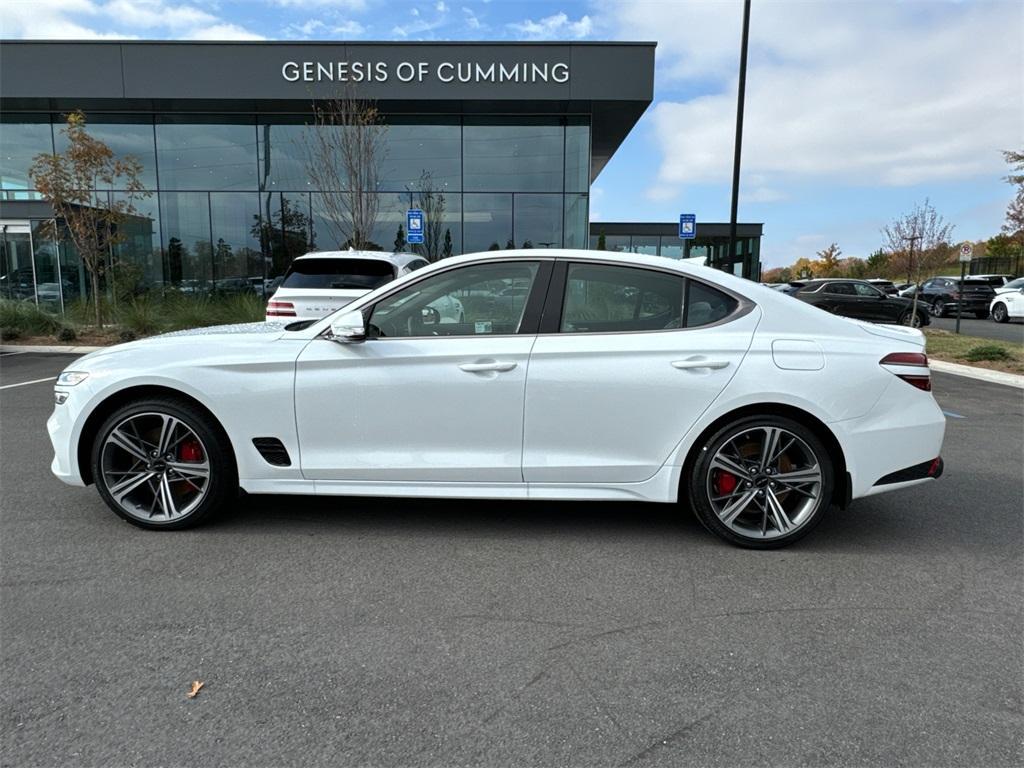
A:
91,397,237,530
687,415,835,549
930,299,946,317
899,310,923,328
991,304,1008,322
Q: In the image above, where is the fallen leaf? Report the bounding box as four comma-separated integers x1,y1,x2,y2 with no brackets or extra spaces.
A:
186,680,204,699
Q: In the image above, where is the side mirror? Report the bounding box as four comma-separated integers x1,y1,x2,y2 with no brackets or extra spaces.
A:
327,309,366,344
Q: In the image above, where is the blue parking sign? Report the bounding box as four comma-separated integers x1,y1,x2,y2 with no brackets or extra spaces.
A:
407,208,425,244
679,213,696,240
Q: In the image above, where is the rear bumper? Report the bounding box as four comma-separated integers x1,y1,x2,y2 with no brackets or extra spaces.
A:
874,457,943,486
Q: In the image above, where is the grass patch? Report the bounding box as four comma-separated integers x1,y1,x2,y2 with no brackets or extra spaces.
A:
924,329,1024,375
0,300,64,337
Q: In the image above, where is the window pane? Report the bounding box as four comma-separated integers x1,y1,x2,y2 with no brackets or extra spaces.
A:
30,221,62,311
160,192,212,291
562,263,684,333
601,234,631,253
260,192,313,284
258,120,311,192
660,238,683,259
564,194,588,249
210,192,264,294
53,114,157,190
853,282,881,297
565,122,590,193
687,280,739,327
381,119,461,191
464,193,512,253
464,120,563,192
369,261,539,337
156,116,257,191
0,228,36,300
514,194,562,249
630,235,659,255
111,192,161,292
0,115,53,195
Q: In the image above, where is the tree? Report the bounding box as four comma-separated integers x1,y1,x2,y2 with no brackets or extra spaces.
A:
252,197,312,277
414,171,447,262
28,110,149,326
393,224,406,252
792,257,816,279
442,228,453,260
815,243,842,276
596,231,606,251
865,248,889,275
1002,149,1024,239
882,198,955,317
301,89,385,250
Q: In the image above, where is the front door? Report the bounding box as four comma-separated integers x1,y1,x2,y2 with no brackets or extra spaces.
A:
294,259,549,482
523,262,758,484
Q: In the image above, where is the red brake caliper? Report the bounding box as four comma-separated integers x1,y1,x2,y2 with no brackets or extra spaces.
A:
713,470,737,496
178,439,204,463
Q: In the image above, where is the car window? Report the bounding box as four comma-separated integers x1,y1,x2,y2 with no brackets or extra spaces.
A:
408,260,429,272
853,283,883,297
282,258,396,290
368,261,540,338
1005,277,1024,290
560,263,684,333
686,280,739,327
824,282,856,296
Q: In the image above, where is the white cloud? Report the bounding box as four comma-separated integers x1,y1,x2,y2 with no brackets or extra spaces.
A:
435,1,448,12
462,6,483,30
508,12,593,40
604,0,1023,201
272,0,367,9
332,20,366,36
0,0,261,40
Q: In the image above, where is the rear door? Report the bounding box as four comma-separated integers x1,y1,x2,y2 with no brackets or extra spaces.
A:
522,261,756,484
852,281,894,321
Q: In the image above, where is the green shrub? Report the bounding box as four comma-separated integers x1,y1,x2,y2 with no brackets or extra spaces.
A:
0,300,63,336
964,344,1012,362
115,295,165,336
56,326,77,343
118,329,137,343
1,326,21,341
210,292,265,325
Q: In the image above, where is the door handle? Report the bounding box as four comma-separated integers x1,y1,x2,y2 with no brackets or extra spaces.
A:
671,359,729,370
459,361,518,373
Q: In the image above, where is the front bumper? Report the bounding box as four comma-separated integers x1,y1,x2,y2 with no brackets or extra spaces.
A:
47,396,87,487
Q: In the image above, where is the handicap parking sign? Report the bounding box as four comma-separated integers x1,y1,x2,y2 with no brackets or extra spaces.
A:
407,209,425,244
679,213,696,240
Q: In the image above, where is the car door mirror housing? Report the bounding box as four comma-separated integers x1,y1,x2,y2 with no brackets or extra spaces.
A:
327,310,367,344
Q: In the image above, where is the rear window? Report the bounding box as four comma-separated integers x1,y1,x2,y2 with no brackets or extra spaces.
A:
282,258,396,290
966,277,1005,287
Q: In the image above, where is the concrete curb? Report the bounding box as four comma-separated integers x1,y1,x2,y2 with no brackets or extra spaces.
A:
1,344,102,354
930,360,1024,389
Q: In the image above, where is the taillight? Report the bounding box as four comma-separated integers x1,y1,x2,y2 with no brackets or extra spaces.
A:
880,352,931,391
266,300,296,318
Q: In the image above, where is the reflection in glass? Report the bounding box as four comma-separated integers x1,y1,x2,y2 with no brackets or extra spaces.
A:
514,194,562,249
210,193,264,294
0,227,35,301
111,192,161,293
464,121,563,192
30,220,62,311
160,192,212,291
660,238,683,259
563,194,588,250
381,120,461,191
53,114,158,190
259,192,312,281
258,120,312,191
565,123,590,193
156,116,257,191
464,194,512,253
0,115,53,195
631,235,659,255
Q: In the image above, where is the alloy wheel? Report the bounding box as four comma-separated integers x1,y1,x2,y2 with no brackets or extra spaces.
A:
931,300,945,317
100,412,211,523
705,426,824,541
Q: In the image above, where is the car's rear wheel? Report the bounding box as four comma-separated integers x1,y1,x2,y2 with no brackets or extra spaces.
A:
930,300,946,317
991,304,1008,323
91,398,236,530
688,415,834,549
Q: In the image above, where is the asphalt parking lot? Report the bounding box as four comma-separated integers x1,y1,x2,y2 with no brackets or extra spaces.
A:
929,314,1024,344
1,352,1022,768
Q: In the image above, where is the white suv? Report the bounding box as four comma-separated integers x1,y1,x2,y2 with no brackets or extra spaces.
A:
266,251,429,323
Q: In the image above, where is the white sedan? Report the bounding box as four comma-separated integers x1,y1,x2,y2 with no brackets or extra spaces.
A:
48,250,946,548
990,277,1024,323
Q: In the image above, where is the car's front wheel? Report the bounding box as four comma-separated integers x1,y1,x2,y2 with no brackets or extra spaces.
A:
688,415,834,549
91,397,237,530
899,309,924,328
991,303,1008,323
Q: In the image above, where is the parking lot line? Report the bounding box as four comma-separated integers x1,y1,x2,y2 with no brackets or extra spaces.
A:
0,376,57,390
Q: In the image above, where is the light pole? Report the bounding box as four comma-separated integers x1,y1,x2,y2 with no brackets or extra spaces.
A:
727,0,752,276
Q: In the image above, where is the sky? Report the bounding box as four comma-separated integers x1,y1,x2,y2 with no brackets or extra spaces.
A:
2,0,1021,268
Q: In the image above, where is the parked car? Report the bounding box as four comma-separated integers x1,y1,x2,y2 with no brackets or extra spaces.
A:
266,251,432,323
897,282,917,297
914,276,999,318
792,279,929,327
990,278,1024,323
865,278,898,295
49,250,946,549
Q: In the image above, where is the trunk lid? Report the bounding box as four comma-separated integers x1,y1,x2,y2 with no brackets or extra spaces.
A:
268,287,368,320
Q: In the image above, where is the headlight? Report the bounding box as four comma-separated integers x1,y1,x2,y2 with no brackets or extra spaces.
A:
56,371,89,386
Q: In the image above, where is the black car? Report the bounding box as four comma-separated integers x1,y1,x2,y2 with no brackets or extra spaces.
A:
915,276,999,318
792,279,930,327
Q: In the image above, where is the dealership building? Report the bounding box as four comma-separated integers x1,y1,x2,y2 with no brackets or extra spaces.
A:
0,40,762,312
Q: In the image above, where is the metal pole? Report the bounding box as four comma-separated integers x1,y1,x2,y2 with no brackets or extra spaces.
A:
955,260,965,334
727,0,752,276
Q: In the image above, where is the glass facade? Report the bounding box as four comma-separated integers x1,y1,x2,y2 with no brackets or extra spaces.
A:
1,113,590,309
588,230,762,280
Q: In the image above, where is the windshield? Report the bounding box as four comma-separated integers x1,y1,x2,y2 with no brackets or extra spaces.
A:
281,258,396,290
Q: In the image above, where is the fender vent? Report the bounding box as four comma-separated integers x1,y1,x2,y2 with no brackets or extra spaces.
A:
252,437,291,467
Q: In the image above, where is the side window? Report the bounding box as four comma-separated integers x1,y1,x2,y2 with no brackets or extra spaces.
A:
686,280,739,327
920,280,933,290
560,263,684,333
853,282,882,297
368,261,540,338
825,282,855,296
408,260,429,272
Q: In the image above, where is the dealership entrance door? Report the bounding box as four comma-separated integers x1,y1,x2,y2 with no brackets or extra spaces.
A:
0,220,66,312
